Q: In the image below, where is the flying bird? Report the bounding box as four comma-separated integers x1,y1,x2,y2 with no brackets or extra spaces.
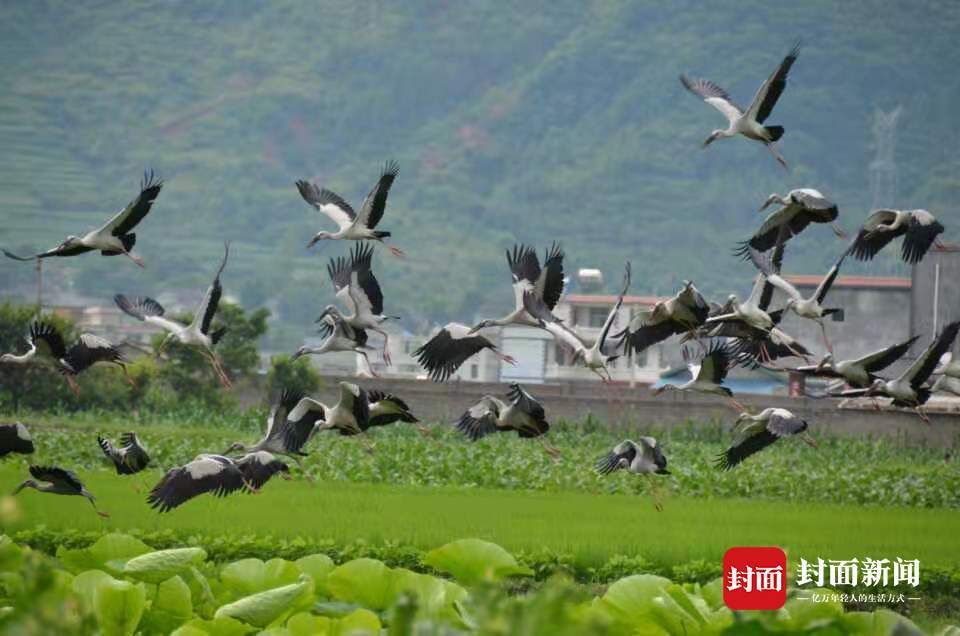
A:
296,160,404,256
746,242,849,352
849,209,946,265
115,242,232,388
1,322,132,396
282,382,376,451
97,432,150,475
717,408,816,470
653,341,743,410
791,335,919,391
0,423,34,458
13,465,108,517
367,390,427,435
3,171,162,268
469,243,566,332
320,243,398,365
681,41,800,169
595,437,670,510
454,383,558,458
736,188,843,258
147,452,288,513
836,321,960,422
617,281,710,355
413,322,516,382
523,262,631,382
933,352,960,379
223,389,324,477
292,310,376,371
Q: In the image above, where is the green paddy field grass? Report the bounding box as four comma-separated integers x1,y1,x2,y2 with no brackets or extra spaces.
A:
3,465,958,570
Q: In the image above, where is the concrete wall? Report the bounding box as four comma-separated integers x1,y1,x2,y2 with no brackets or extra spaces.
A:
264,375,960,447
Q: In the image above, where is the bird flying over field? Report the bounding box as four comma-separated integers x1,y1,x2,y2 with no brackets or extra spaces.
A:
414,322,516,382
115,242,232,388
97,432,150,475
454,383,558,458
653,341,742,410
595,438,670,510
13,465,108,517
681,41,800,169
849,209,946,265
717,408,816,470
296,160,404,256
736,188,843,258
3,171,162,268
0,321,131,396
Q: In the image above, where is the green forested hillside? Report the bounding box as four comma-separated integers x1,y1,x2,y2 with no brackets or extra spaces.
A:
1,1,958,347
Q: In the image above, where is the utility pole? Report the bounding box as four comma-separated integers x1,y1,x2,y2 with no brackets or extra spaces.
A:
869,106,901,210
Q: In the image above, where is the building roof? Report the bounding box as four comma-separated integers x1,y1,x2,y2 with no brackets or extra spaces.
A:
563,294,667,306
784,275,911,290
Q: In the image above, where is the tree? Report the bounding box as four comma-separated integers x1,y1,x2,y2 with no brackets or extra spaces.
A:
153,301,270,404
266,354,321,400
0,302,75,412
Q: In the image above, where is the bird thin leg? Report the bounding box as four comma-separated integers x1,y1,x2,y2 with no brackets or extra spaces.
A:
830,222,848,239
243,479,261,495
120,248,145,268
727,397,745,412
359,351,380,377
494,351,517,366
766,142,788,171
291,455,314,483
374,327,392,366
118,363,137,388
65,374,81,397
819,322,834,355
647,475,664,513
416,423,433,437
540,437,561,461
386,244,406,258
85,494,109,518
916,405,931,424
204,351,232,389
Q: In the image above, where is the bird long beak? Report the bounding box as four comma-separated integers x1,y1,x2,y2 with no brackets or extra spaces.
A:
759,194,778,212
802,433,819,449
306,235,321,249
702,135,716,148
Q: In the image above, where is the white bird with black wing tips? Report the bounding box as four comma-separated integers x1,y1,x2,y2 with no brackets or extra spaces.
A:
617,280,710,356
97,432,150,475
595,438,670,510
736,188,844,258
1,321,132,396
681,41,800,169
849,209,946,265
746,242,850,352
470,243,566,332
3,171,162,268
717,408,817,470
292,310,376,372
414,322,516,382
296,160,404,256
0,423,34,459
14,465,108,517
114,242,232,388
523,262,631,383
283,382,376,452
147,452,289,513
320,243,398,365
454,383,559,458
791,335,919,391
223,389,323,479
836,321,960,422
653,341,743,410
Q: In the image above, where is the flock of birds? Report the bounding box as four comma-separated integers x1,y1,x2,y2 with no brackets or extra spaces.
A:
1,40,957,515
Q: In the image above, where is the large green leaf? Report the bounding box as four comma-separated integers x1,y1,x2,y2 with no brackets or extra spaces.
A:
841,609,924,635
123,547,208,584
57,533,153,574
71,569,114,614
295,554,336,595
169,616,253,636
220,557,302,599
422,539,532,585
214,575,313,628
592,574,673,635
285,609,381,636
781,587,844,630
93,577,147,636
140,575,194,634
325,558,396,610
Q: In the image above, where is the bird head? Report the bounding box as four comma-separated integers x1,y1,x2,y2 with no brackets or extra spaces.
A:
0,354,13,363
814,354,833,372
62,235,82,247
290,347,308,362
866,379,886,395
468,320,493,334
759,193,785,211
652,384,674,396
783,298,798,312
306,232,333,249
222,442,245,455
12,479,38,495
703,130,722,147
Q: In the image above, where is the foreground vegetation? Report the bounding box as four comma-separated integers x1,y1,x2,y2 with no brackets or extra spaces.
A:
0,533,951,635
